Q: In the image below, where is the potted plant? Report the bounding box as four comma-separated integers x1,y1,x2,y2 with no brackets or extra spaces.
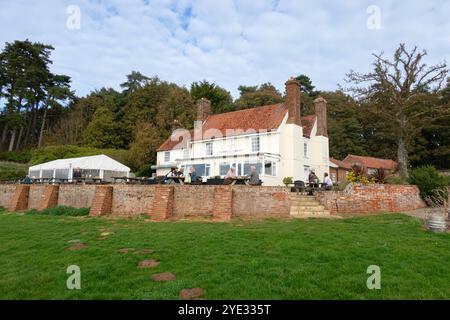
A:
283,177,293,187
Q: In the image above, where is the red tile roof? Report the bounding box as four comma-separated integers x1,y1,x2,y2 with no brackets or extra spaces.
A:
329,157,352,170
157,104,317,151
343,154,397,170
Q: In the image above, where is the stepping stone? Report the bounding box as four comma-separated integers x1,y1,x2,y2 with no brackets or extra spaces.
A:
180,288,204,300
100,232,113,236
138,259,160,268
151,272,176,282
67,243,87,251
118,248,135,253
139,248,154,254
67,239,81,243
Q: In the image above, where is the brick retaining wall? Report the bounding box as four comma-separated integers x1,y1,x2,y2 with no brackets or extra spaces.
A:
316,183,426,214
2,183,428,219
0,185,16,208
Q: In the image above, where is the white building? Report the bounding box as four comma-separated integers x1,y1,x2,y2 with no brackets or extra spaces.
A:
153,78,330,186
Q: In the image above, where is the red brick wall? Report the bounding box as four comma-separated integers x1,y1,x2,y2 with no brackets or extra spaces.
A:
112,185,155,216
173,185,215,217
89,186,113,216
37,185,59,211
151,185,174,221
316,183,426,214
232,186,291,218
213,186,233,221
58,185,96,208
8,185,30,211
0,185,16,208
28,185,47,210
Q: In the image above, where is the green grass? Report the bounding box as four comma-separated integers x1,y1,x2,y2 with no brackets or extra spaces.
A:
0,212,449,299
26,206,90,217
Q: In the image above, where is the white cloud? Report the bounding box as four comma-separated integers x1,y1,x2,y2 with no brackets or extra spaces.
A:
0,0,448,98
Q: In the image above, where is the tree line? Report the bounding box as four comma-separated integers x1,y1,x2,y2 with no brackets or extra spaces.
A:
1,40,449,176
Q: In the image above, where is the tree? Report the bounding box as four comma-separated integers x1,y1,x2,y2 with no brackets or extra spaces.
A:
345,44,448,177
190,80,234,114
296,74,317,96
120,71,150,94
234,83,283,110
322,91,367,159
38,74,74,147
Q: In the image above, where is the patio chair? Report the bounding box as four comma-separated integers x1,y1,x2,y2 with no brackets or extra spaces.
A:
292,180,306,194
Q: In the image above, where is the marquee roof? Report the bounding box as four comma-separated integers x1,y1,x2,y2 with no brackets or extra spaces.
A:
28,154,130,172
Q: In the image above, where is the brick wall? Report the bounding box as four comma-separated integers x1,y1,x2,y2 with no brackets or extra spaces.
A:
111,185,155,216
316,183,426,214
8,185,30,211
58,185,96,208
173,185,215,218
0,185,16,208
27,185,47,210
232,186,291,218
89,186,113,216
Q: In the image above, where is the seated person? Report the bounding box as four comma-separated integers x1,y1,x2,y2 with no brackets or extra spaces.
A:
164,167,177,184
22,175,32,185
223,167,237,185
177,168,184,177
247,165,260,186
323,172,333,190
308,170,319,185
72,167,82,182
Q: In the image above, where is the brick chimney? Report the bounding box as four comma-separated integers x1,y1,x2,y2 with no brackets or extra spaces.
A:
314,96,328,137
285,78,301,126
196,98,212,123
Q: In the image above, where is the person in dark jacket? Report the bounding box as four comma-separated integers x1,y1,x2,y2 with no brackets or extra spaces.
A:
22,175,32,184
247,165,260,186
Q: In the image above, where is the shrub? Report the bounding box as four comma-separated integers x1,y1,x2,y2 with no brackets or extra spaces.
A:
0,165,27,181
282,177,293,186
386,175,409,185
347,165,370,184
27,206,90,216
409,165,448,200
370,168,388,184
0,206,6,214
0,150,32,163
135,164,153,177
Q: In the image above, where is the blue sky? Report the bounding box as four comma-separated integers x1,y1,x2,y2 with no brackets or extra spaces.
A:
0,0,449,98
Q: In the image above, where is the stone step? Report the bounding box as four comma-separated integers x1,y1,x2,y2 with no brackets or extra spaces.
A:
290,205,326,211
289,195,316,200
290,211,331,218
289,200,322,206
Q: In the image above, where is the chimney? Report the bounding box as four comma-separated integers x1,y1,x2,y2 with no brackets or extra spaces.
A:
285,78,301,126
314,96,328,137
172,119,182,131
196,98,212,123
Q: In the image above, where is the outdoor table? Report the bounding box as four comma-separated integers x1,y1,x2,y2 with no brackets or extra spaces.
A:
231,176,250,186
166,176,185,185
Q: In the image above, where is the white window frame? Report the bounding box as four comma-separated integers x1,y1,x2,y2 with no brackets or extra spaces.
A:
303,142,308,158
164,151,170,162
183,148,189,160
251,136,260,152
205,142,213,156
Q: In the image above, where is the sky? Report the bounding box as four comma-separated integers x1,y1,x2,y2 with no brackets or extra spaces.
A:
0,0,449,98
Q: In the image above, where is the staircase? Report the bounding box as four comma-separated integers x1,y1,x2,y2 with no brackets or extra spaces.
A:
289,194,331,218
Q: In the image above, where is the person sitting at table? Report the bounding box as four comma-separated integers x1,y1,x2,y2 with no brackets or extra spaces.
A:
323,172,333,190
72,167,82,183
177,167,184,177
22,174,32,185
223,167,237,185
308,169,319,185
247,165,260,186
164,167,177,184
187,167,198,184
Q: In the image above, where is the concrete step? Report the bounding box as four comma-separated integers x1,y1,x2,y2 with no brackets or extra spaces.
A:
291,200,321,207
290,205,326,211
290,211,331,218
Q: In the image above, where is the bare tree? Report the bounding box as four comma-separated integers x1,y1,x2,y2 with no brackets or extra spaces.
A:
344,44,448,178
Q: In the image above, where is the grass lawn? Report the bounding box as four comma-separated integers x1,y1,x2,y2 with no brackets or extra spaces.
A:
0,211,449,299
